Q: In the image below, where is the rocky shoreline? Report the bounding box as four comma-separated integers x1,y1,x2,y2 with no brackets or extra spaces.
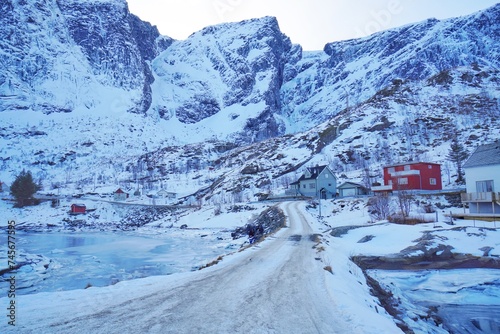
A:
351,251,499,333
351,252,500,271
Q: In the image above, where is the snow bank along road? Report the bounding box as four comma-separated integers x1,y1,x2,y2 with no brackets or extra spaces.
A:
13,202,356,333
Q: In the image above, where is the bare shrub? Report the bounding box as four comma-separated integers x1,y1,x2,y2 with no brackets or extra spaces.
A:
396,189,414,221
367,193,391,221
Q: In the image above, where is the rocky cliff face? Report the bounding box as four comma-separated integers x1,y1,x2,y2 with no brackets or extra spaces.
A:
56,0,172,113
149,16,293,141
0,0,171,114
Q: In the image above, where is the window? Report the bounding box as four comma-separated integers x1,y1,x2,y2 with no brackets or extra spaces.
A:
309,183,316,189
398,177,408,185
476,180,494,192
303,184,306,189
388,167,395,174
428,165,433,169
404,165,410,171
429,178,436,185
325,173,329,178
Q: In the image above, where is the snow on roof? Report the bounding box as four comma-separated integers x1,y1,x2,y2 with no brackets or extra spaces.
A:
298,165,329,181
463,141,500,168
383,161,441,168
337,181,366,189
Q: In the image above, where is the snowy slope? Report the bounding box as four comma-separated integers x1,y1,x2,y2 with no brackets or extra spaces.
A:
0,2,499,196
150,16,292,142
124,64,500,203
280,4,500,130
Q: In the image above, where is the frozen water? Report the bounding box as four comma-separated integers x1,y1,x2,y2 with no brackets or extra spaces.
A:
1,230,233,295
369,269,500,333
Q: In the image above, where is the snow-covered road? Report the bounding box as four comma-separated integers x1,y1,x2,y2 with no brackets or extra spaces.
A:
13,202,356,333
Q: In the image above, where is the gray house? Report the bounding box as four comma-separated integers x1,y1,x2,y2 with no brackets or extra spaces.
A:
338,182,369,197
291,165,337,199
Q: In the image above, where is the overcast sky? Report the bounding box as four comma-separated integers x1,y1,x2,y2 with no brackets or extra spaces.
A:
127,0,499,50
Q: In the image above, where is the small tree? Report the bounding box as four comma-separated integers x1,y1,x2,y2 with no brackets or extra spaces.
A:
10,170,41,207
447,133,468,184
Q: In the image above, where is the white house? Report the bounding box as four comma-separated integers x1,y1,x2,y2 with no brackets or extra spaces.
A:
461,141,500,215
157,189,177,204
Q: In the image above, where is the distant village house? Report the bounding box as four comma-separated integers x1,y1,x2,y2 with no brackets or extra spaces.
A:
156,189,177,200
114,188,129,201
372,162,442,192
70,203,86,214
337,182,369,197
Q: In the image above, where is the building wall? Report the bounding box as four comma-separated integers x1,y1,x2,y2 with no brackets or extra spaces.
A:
114,193,128,201
339,186,367,197
417,163,442,190
464,165,500,194
469,202,500,214
299,180,318,197
383,163,442,191
317,168,337,198
298,168,337,199
71,205,85,213
464,164,500,214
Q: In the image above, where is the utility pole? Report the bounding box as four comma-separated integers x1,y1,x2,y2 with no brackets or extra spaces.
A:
319,195,322,218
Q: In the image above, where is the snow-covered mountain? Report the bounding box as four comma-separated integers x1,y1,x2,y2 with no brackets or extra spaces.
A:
0,0,172,114
282,6,500,130
149,16,293,142
0,1,499,198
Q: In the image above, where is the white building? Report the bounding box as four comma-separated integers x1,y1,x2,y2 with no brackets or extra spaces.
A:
461,141,500,216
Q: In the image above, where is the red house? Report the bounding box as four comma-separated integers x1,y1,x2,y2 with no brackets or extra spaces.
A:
70,204,86,214
372,162,442,192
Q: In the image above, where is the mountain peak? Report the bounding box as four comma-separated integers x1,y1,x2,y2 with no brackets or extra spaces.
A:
1,3,499,191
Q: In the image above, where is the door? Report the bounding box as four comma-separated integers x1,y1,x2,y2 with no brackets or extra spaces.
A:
320,189,327,200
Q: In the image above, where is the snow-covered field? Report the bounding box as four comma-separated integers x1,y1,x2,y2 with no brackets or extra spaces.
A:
1,195,499,333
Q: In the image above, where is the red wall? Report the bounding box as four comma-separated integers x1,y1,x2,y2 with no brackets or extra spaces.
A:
383,163,442,191
71,205,86,213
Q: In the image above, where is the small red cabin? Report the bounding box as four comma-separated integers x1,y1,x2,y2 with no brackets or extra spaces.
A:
375,162,442,192
70,204,86,214
114,188,129,201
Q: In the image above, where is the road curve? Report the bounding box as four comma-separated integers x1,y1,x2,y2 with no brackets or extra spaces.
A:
19,202,352,333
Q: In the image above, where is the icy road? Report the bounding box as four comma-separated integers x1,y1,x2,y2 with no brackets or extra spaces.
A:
12,202,385,333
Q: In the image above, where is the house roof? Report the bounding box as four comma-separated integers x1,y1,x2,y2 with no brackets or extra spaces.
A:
157,189,176,194
463,141,500,168
71,203,86,207
297,165,330,181
383,161,440,168
115,188,126,194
